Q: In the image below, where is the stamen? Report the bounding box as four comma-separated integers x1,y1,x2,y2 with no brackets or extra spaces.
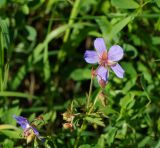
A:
107,60,117,66
99,51,108,66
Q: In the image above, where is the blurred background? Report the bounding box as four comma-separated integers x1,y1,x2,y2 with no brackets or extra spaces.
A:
0,0,160,147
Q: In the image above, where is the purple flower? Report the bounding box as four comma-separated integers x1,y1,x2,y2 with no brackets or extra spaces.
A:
13,115,42,142
95,66,108,88
84,38,124,79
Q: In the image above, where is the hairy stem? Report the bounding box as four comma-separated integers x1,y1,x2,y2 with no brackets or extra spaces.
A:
87,77,93,110
74,121,86,148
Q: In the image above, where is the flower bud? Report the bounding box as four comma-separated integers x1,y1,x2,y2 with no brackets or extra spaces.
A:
62,112,74,122
63,123,73,130
99,79,107,88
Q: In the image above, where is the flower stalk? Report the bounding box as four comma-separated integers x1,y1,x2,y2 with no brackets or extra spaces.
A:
86,76,93,110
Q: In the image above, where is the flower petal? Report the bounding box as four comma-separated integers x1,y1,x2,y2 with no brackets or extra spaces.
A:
108,45,124,62
97,66,108,81
31,126,40,136
30,126,45,142
96,66,108,87
94,38,107,55
111,63,124,78
13,115,30,130
84,50,98,64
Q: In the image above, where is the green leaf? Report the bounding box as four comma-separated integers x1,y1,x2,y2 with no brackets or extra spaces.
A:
0,130,21,139
105,127,117,146
79,144,91,148
25,25,37,41
122,78,137,93
138,136,152,148
43,111,56,122
43,46,50,82
123,44,138,59
3,139,14,148
122,62,137,78
81,131,97,137
140,74,147,91
95,16,111,43
155,0,160,8
152,36,160,45
0,19,10,49
95,134,105,148
11,25,67,89
1,106,21,124
120,93,135,109
0,0,6,8
140,74,151,105
85,116,105,127
110,16,132,39
12,23,86,90
0,124,18,130
21,4,29,15
138,62,152,83
154,139,160,148
70,68,91,81
111,0,139,9
0,91,38,99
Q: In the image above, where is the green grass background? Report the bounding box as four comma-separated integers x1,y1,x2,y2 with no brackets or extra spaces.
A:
0,0,160,147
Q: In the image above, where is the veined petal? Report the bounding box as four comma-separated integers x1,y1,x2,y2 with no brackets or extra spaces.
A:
97,66,108,88
111,63,124,78
94,38,107,55
13,115,30,130
97,66,108,81
108,45,124,62
31,126,45,142
31,126,40,136
84,50,98,64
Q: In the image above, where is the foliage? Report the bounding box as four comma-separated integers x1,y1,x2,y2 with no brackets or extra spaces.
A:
0,0,160,147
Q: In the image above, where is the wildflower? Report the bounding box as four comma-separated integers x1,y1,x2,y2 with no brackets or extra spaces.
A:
90,66,108,88
13,115,44,143
84,38,124,79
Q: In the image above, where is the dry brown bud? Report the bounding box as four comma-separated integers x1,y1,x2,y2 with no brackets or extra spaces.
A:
63,123,73,130
62,112,74,122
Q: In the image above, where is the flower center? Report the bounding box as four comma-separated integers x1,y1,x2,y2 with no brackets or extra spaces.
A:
99,51,117,67
107,60,117,66
99,51,108,66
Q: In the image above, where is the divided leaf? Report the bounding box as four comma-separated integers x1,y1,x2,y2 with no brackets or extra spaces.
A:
85,116,105,127
111,0,139,9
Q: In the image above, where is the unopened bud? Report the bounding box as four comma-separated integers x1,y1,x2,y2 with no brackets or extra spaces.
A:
99,79,107,88
62,112,74,122
63,123,73,130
